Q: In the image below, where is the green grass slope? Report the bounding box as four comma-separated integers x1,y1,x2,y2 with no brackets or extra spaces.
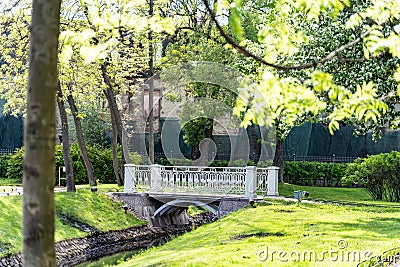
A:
0,187,144,256
119,201,400,267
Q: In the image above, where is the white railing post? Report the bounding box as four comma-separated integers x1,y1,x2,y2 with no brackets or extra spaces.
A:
124,164,135,193
245,166,257,199
267,166,279,196
150,164,162,193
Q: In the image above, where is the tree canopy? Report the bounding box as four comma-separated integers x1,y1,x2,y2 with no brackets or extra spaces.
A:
0,0,399,262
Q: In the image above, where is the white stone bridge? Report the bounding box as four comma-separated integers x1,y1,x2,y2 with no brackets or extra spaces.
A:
121,164,279,226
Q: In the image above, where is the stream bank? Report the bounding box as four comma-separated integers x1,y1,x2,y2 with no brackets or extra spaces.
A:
0,213,213,267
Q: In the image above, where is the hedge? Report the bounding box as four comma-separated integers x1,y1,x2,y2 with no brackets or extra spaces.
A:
5,144,144,185
0,155,10,179
284,161,347,187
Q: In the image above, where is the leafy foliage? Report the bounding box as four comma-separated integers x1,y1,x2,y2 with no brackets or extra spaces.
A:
155,157,270,167
0,155,10,179
79,106,112,147
342,151,400,202
284,161,347,187
6,145,144,184
218,0,400,137
6,148,24,182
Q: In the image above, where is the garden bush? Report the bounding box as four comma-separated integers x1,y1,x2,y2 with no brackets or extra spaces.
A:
342,151,400,202
154,158,272,168
0,155,10,179
284,161,347,187
6,148,24,182
5,144,146,185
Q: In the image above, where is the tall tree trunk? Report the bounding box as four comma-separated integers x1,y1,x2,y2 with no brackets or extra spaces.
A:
67,94,97,186
101,63,128,185
57,83,76,192
201,118,214,165
192,146,201,160
273,137,285,183
111,117,124,186
148,0,155,164
23,0,61,265
251,124,261,163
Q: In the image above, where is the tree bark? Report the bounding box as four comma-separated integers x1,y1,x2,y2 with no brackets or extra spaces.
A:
192,146,201,160
111,116,124,186
57,83,76,192
273,137,285,183
23,0,61,265
251,124,261,163
148,0,155,164
101,63,127,185
201,118,214,165
67,94,97,186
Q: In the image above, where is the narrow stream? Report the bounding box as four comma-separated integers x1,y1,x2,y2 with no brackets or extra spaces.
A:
0,213,213,267
76,251,139,266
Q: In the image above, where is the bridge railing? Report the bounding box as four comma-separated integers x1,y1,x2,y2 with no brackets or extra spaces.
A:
124,165,151,191
124,164,279,199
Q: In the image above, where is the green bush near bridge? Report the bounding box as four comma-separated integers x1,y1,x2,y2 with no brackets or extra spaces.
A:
4,148,400,202
0,155,10,180
284,161,347,187
3,145,144,185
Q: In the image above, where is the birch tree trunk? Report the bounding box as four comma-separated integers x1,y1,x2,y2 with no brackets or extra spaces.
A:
23,0,61,265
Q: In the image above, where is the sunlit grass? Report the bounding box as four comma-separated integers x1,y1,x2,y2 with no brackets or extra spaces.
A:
0,186,145,256
278,183,400,207
55,188,145,232
278,183,372,202
119,199,400,266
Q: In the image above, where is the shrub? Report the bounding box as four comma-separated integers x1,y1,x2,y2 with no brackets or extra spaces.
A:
130,152,149,165
155,157,193,166
5,144,147,185
341,159,364,187
256,160,273,168
84,144,113,184
0,155,10,179
284,161,347,187
343,152,400,202
229,159,249,167
209,160,228,167
154,158,273,168
6,148,24,182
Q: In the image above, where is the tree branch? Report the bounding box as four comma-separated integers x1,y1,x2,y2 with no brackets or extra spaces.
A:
202,0,375,71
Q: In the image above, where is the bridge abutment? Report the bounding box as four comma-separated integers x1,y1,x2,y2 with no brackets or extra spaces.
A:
111,193,256,228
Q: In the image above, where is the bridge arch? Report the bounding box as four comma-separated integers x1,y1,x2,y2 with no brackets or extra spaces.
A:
153,199,218,217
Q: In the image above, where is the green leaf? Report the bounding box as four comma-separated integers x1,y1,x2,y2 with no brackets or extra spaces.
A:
329,120,339,135
229,7,244,40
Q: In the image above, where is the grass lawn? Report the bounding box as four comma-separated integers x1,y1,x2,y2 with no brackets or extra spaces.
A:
118,198,400,266
0,185,145,256
278,183,372,202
